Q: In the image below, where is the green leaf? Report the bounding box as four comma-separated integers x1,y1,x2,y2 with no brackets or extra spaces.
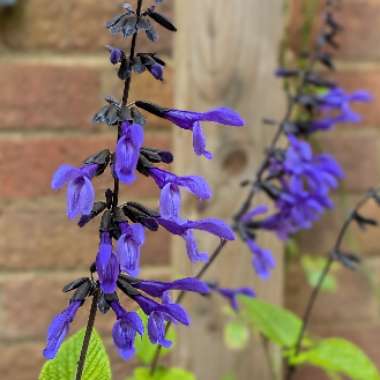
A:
221,374,236,380
301,255,337,292
39,328,111,380
129,367,196,380
239,296,302,348
293,338,380,380
224,320,250,351
135,309,176,365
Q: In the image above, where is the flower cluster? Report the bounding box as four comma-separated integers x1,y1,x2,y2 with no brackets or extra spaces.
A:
236,0,372,280
43,0,251,362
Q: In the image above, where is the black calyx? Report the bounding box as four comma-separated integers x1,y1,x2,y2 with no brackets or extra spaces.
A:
123,201,160,231
78,201,108,228
305,72,336,88
67,278,94,303
93,97,145,127
107,13,138,38
63,277,90,293
352,211,378,230
137,155,154,176
98,291,119,314
84,149,112,175
332,251,361,271
140,147,173,164
93,97,123,126
135,100,168,118
117,276,141,297
146,8,177,32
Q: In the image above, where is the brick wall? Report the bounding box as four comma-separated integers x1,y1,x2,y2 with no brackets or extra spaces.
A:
0,1,174,379
287,1,380,379
1,1,380,380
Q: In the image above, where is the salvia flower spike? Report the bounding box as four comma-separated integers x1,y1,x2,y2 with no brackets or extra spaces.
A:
44,0,246,365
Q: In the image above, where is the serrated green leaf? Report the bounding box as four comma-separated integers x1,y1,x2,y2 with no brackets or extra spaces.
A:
39,328,111,380
224,320,250,351
135,309,176,365
129,367,196,380
239,296,302,348
292,338,380,380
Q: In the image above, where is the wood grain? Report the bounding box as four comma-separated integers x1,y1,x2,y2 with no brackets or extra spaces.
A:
172,1,286,379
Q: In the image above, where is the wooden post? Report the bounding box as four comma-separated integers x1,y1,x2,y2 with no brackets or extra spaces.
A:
172,1,286,379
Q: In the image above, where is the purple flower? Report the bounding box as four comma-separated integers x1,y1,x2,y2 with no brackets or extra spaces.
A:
117,222,145,276
216,287,256,311
107,46,124,65
263,178,332,240
51,163,98,220
148,63,164,81
284,135,344,193
114,122,144,184
96,232,120,294
313,88,373,131
164,107,245,159
43,301,82,359
149,167,211,218
133,295,189,347
241,205,269,223
158,217,235,262
111,301,144,360
134,277,209,298
246,240,276,280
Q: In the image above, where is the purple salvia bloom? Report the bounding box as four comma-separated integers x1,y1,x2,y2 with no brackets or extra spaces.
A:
263,178,332,240
111,301,144,360
148,311,172,348
107,46,124,65
149,167,211,218
241,205,269,223
217,287,256,311
246,240,276,280
163,107,245,159
51,163,98,220
314,88,373,130
96,232,120,294
133,294,189,347
158,217,235,262
284,135,344,194
43,301,82,359
116,222,145,276
115,122,144,184
134,277,209,298
148,63,164,81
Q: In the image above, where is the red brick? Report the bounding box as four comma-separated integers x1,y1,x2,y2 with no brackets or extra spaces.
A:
298,195,380,258
289,0,380,61
0,132,171,199
0,270,170,340
0,0,174,54
317,129,380,192
285,260,378,324
293,367,328,380
0,199,171,270
0,62,101,130
0,342,45,380
337,0,380,61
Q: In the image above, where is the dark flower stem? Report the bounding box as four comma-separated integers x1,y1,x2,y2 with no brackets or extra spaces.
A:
112,0,144,209
76,2,145,379
149,43,318,377
149,95,297,375
285,189,378,380
75,289,100,380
